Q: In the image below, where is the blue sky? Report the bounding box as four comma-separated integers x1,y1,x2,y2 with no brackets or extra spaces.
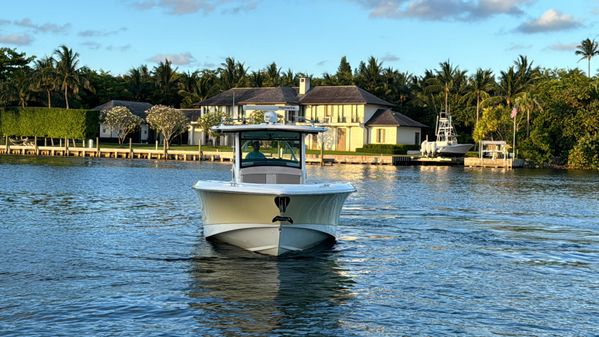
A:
1,0,598,77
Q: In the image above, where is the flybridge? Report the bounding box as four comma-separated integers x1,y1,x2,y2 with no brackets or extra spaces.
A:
242,105,299,112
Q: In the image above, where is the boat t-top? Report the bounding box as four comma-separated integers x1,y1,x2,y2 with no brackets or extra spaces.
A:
192,106,355,256
420,111,473,157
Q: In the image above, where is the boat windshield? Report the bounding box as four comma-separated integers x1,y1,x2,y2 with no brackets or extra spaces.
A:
240,131,301,168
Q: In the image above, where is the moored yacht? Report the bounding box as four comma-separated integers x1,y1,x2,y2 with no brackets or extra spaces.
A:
192,108,355,256
420,111,473,157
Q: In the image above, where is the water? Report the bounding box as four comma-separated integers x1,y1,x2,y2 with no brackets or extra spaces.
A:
1,156,598,336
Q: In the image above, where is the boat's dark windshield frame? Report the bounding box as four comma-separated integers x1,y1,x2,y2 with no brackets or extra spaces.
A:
238,130,302,169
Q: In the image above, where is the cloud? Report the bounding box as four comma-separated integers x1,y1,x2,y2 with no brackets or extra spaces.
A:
78,27,127,37
0,33,33,45
381,53,400,62
505,43,532,51
106,44,132,52
515,9,581,33
545,42,577,52
129,0,258,15
14,18,70,33
0,19,10,25
147,52,195,65
316,60,328,66
82,41,102,50
353,0,533,21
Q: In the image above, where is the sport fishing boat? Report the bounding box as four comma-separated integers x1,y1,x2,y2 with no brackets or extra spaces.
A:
192,108,355,256
420,111,473,157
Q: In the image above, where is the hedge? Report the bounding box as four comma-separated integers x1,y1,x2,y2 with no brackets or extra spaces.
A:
355,144,419,154
0,107,99,139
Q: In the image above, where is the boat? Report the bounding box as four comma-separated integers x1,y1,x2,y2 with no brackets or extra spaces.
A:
420,111,473,157
192,107,355,256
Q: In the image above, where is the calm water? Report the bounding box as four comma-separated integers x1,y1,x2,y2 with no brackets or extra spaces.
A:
1,156,598,336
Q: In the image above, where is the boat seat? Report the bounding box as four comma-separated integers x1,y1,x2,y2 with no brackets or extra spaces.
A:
240,166,302,184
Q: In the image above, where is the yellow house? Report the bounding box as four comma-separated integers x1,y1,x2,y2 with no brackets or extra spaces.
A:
192,78,427,151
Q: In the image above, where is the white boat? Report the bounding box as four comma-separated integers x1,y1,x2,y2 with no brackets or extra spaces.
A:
420,111,473,157
192,109,355,256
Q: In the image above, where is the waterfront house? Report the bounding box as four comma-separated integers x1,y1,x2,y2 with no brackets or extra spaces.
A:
192,78,427,151
93,100,152,143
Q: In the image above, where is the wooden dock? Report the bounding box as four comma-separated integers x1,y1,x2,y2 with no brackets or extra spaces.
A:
464,157,525,169
0,144,234,162
1,143,476,167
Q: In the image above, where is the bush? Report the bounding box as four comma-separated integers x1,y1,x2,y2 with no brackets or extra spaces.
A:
0,107,99,139
355,144,419,154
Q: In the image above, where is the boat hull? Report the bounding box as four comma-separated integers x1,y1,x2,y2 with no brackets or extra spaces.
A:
436,143,473,157
193,181,354,256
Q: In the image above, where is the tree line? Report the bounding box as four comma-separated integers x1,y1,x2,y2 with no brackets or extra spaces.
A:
0,39,598,168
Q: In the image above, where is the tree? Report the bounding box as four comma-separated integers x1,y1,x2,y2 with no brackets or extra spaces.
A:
263,62,281,87
197,111,226,145
11,68,33,107
152,59,180,106
146,105,188,150
126,65,152,101
54,45,91,109
32,56,57,108
462,68,494,125
0,48,33,81
427,60,466,113
219,57,248,89
575,38,599,77
101,106,143,144
336,56,353,85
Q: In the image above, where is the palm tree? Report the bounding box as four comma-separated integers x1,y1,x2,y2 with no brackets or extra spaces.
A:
32,56,57,108
219,57,247,89
126,65,152,101
514,91,541,137
177,71,201,108
426,61,466,113
54,45,90,109
152,59,180,106
11,68,33,107
263,62,281,87
575,38,599,77
462,68,495,125
355,56,384,96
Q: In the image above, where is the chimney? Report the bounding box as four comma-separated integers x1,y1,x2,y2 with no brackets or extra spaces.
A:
299,77,311,95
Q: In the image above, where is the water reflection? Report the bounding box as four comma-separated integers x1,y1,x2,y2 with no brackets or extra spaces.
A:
189,244,354,336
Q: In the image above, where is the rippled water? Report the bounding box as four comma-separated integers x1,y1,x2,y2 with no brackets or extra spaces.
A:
1,156,598,336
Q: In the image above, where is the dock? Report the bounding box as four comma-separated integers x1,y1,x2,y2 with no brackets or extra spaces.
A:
464,157,525,169
1,143,497,167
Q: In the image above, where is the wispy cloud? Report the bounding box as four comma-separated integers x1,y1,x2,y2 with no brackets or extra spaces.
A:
515,9,581,33
106,44,132,52
545,42,577,52
0,19,11,25
147,52,195,65
381,53,400,62
79,27,127,37
505,43,532,51
129,0,258,15
316,60,328,66
353,0,533,21
82,41,102,50
14,18,70,33
0,33,33,45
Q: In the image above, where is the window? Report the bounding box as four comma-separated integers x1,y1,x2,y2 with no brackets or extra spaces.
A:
376,129,386,143
240,131,301,168
415,132,420,145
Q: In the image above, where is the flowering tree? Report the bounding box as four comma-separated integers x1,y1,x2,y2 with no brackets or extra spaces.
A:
197,111,225,145
101,106,142,144
146,104,188,150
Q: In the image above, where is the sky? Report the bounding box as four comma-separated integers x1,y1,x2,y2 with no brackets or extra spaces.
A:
1,0,598,77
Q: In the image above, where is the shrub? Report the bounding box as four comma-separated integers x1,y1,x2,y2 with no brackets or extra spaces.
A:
0,107,98,139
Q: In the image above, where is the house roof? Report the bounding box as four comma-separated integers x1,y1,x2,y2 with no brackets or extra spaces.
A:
93,100,152,117
195,87,299,106
194,85,394,107
365,109,428,128
299,86,394,106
